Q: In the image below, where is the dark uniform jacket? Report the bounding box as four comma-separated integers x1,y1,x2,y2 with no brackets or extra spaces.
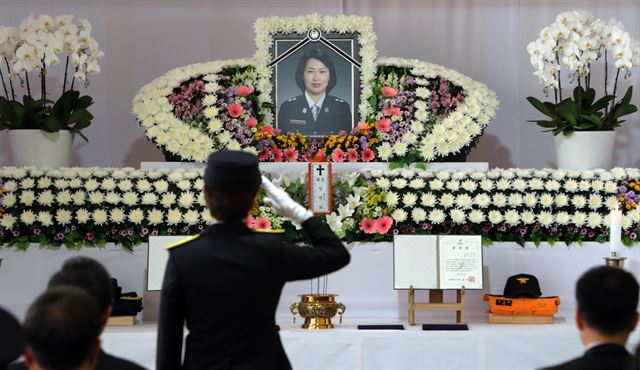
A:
156,217,350,370
539,343,631,370
8,350,147,370
277,94,352,136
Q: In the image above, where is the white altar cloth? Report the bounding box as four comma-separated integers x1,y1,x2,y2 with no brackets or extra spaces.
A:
100,320,639,370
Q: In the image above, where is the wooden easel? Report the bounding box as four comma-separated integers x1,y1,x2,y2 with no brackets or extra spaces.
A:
408,285,465,325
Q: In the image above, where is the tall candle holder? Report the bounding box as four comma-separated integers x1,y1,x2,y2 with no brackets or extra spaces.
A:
604,253,626,268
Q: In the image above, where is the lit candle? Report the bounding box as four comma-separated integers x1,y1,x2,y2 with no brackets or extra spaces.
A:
610,204,622,257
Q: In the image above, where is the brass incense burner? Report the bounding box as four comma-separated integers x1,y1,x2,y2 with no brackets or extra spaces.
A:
290,294,346,329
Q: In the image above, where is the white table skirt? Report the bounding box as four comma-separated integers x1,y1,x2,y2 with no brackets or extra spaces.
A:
100,320,639,370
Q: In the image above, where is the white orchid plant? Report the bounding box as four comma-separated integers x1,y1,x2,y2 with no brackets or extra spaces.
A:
526,10,639,136
0,14,104,141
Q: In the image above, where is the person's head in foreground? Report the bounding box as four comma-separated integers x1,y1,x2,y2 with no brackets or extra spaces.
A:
48,256,114,329
0,307,25,370
295,48,337,99
203,150,262,222
576,266,639,346
23,286,102,370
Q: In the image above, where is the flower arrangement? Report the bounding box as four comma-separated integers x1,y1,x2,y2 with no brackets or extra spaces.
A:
132,15,498,163
526,10,639,136
0,14,103,141
617,180,639,212
1,167,639,250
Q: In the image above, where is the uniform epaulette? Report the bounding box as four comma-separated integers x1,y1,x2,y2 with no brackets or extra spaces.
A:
254,228,286,234
288,97,297,102
165,234,200,250
119,296,143,301
333,97,344,102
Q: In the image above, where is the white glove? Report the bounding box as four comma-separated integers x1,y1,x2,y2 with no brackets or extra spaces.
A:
261,176,313,225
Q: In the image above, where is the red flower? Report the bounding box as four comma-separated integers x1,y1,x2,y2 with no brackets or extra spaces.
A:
235,86,253,97
314,149,327,162
361,148,375,162
375,118,391,132
359,218,376,234
228,103,243,118
272,148,283,162
258,149,270,161
245,215,256,229
284,148,299,162
331,148,345,162
375,216,393,234
347,148,358,162
255,216,271,230
245,117,257,128
381,86,397,97
384,106,401,116
260,125,274,136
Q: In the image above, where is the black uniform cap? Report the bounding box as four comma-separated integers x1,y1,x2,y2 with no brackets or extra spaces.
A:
503,273,542,298
204,150,261,192
0,307,26,367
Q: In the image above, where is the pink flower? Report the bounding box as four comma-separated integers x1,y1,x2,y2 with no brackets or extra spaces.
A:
381,86,397,97
359,218,377,234
361,148,375,162
331,148,346,162
260,125,274,136
284,148,299,162
235,86,253,97
255,217,271,230
228,103,243,118
375,216,393,234
347,148,358,162
245,117,257,128
245,215,256,229
272,148,283,162
384,106,401,116
375,118,391,132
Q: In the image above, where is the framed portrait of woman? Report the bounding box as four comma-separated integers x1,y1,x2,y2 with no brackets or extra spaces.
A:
271,31,361,137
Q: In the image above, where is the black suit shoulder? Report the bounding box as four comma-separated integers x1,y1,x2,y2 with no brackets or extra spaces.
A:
97,351,148,370
539,344,631,370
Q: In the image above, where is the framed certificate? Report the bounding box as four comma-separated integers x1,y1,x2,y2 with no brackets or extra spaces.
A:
438,235,483,289
308,162,332,215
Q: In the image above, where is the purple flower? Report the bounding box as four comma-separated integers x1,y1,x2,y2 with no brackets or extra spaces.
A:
462,225,470,233
630,232,637,240
12,230,20,237
86,233,95,241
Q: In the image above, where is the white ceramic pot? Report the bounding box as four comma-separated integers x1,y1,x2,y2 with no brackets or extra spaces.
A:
7,130,74,168
554,131,616,170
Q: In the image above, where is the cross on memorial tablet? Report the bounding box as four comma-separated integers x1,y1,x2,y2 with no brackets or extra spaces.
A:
316,166,325,176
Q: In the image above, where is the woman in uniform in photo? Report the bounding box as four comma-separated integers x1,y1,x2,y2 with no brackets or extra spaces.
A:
278,48,352,136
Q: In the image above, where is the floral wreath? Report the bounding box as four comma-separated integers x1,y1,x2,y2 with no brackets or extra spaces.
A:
132,15,499,163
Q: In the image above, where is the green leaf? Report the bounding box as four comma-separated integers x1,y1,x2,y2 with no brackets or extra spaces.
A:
557,100,578,126
40,116,63,132
621,86,633,106
591,95,614,112
527,96,558,119
611,103,638,121
481,235,493,246
415,162,427,170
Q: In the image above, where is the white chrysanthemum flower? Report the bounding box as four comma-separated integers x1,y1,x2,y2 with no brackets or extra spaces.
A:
604,181,617,193
154,180,169,193
529,178,544,190
37,190,55,206
129,209,145,224
75,209,90,224
440,193,455,208
386,192,399,207
539,193,554,208
100,178,116,191
573,212,587,227
455,194,473,209
411,207,427,223
468,210,485,223
512,179,527,192
460,180,476,192
450,209,466,224
20,190,36,206
19,210,37,225
564,180,579,192
495,179,510,190
139,193,156,205
147,209,164,225
429,179,444,190
110,208,126,224
137,179,152,192
591,180,604,192
587,212,602,228
105,192,120,204
588,194,603,209
538,211,554,227
572,195,587,209
403,193,418,207
521,211,536,224
176,180,191,191
121,192,138,206
493,193,507,207
1,193,16,207
436,172,451,180
88,191,104,204
428,209,446,224
0,214,16,229
183,210,200,225
409,178,425,189
392,209,407,223
167,209,182,225
3,180,18,192
524,193,537,207
555,212,571,225
376,178,390,190
36,211,53,227
488,210,503,224
20,178,35,189
377,142,393,160
179,191,195,208
392,178,408,189
445,180,460,192
578,180,591,192
480,180,494,192
504,210,520,225
474,194,491,208
72,191,86,205
421,193,437,207
507,194,523,207
93,210,108,225
37,177,52,188
118,180,134,192
161,193,177,208
555,194,569,207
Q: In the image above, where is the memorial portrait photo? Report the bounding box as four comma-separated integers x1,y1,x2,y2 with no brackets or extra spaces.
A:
274,39,357,136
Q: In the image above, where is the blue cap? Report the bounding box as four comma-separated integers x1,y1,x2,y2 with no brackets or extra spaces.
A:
204,150,261,192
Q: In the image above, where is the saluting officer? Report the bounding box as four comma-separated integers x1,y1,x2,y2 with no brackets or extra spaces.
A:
277,48,352,136
156,150,350,370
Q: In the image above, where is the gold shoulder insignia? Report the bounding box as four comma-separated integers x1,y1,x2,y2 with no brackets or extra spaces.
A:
165,234,200,250
254,229,286,234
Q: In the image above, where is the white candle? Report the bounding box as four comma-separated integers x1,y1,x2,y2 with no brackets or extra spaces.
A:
610,205,622,257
